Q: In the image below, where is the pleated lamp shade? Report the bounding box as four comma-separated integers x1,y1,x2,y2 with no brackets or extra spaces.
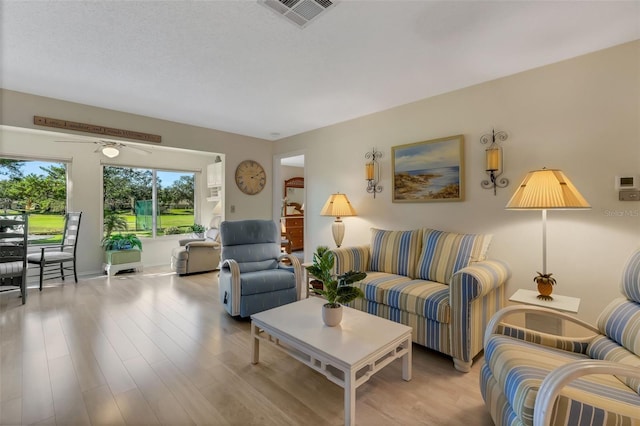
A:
506,168,590,210
506,168,590,281
320,193,357,217
320,193,356,247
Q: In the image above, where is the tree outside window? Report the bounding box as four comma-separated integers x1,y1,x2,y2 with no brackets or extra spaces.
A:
0,158,68,244
103,166,196,237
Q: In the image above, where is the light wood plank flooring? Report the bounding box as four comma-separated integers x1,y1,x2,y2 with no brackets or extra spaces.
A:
1,268,494,425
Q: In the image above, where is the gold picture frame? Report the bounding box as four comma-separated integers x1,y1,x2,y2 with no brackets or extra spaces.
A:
392,135,465,202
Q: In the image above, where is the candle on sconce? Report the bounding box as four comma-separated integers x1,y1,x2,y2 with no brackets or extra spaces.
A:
486,147,501,171
366,162,375,180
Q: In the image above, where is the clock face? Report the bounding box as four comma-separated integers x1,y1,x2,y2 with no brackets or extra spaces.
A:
235,160,266,195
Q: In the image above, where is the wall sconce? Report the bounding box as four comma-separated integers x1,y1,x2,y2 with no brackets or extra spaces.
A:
365,148,382,198
480,129,509,195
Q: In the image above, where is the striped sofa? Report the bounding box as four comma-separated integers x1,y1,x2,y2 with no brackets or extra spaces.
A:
330,227,511,372
481,249,640,426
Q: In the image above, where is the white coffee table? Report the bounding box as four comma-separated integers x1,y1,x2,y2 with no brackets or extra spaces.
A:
250,297,412,426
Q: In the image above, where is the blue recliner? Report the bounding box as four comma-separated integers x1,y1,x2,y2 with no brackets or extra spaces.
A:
218,219,303,317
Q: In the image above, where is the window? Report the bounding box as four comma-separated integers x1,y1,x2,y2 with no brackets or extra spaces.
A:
103,166,196,238
0,158,68,244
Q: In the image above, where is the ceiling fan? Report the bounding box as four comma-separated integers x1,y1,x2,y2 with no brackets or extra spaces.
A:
55,139,152,158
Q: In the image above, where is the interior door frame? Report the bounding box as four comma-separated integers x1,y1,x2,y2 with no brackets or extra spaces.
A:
272,150,306,257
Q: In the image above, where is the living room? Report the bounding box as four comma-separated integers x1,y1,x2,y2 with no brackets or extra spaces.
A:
3,39,638,326
1,1,639,425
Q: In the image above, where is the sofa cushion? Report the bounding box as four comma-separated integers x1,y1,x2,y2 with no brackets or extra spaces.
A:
350,271,450,322
416,229,491,284
240,269,296,296
369,228,422,278
485,334,640,426
597,297,640,357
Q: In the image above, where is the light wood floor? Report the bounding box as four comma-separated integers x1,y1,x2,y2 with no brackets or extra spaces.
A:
0,268,494,426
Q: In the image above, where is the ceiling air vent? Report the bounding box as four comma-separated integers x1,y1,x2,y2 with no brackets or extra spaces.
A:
260,0,337,28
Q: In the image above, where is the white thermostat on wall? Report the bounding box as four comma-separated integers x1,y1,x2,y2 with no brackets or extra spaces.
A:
615,175,639,191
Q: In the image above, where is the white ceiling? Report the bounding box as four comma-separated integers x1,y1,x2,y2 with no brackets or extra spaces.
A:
2,1,639,141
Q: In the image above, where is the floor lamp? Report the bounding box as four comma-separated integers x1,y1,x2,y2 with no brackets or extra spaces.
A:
506,168,590,299
320,193,357,248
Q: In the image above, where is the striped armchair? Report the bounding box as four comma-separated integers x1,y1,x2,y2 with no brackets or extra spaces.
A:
331,227,511,372
481,249,640,426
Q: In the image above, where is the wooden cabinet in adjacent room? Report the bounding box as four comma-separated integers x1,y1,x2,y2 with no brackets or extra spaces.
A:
283,216,304,252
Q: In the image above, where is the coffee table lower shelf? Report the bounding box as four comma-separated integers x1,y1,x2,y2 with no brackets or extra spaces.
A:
250,298,412,426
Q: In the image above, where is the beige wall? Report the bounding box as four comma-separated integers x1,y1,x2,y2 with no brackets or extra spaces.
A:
1,90,275,273
274,41,640,324
2,41,638,323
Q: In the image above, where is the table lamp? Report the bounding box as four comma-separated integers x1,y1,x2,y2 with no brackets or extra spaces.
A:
320,193,357,247
506,168,590,299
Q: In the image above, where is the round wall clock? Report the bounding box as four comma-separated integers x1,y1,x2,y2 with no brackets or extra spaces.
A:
235,160,266,195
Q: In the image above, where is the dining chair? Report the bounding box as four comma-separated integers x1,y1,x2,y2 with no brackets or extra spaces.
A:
0,214,29,304
27,211,82,290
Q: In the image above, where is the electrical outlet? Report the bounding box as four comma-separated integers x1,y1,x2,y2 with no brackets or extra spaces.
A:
230,205,236,213
619,190,640,201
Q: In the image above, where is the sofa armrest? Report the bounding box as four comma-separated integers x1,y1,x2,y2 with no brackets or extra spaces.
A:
533,360,640,426
451,259,511,300
448,259,511,369
484,305,599,352
329,245,370,274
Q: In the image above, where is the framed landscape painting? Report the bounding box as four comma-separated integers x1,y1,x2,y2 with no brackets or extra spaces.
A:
392,135,464,202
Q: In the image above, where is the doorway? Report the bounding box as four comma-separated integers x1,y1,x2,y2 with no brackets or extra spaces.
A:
274,152,305,262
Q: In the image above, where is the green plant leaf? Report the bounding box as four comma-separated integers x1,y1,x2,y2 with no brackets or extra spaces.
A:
305,246,366,306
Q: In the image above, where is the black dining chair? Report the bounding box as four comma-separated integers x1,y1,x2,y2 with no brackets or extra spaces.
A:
27,212,82,290
0,214,29,304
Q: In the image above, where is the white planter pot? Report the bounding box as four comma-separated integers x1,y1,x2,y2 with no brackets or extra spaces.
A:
322,303,343,327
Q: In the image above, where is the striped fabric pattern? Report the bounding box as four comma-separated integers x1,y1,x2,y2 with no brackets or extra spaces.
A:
369,228,422,278
332,231,509,368
588,335,640,394
485,335,640,426
480,363,525,426
348,298,450,352
497,324,590,355
596,298,640,357
331,245,370,276
621,249,640,303
449,259,510,363
416,228,492,284
349,271,450,322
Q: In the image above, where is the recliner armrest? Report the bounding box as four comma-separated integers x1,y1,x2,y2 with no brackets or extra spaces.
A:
185,241,219,250
179,238,204,246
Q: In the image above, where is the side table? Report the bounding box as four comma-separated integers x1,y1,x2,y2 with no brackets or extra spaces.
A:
509,288,580,334
301,262,313,298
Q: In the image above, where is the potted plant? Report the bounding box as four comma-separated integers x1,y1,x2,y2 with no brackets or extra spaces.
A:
305,246,366,326
101,233,142,251
101,213,142,275
103,211,128,239
534,272,556,300
190,223,205,238
101,230,143,275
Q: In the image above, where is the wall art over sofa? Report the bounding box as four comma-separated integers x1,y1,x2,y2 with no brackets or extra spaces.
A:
392,134,465,202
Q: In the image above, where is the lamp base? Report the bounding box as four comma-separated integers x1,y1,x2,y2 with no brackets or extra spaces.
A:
331,219,345,247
